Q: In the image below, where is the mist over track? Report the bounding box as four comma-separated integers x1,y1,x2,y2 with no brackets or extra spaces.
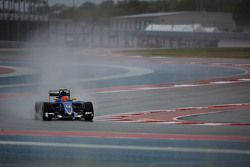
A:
0,48,250,167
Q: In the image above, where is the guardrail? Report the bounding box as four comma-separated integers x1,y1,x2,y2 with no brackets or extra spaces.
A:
130,30,250,41
0,40,49,48
0,13,48,21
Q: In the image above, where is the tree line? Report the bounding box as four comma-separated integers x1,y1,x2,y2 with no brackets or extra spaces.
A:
49,0,249,25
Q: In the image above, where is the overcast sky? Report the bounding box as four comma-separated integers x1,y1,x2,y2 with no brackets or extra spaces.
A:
49,0,120,6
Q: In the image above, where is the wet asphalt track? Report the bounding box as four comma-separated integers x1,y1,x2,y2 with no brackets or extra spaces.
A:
0,48,250,167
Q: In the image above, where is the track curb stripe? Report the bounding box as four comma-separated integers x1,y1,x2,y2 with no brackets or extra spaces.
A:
99,102,250,127
92,62,250,93
93,77,250,93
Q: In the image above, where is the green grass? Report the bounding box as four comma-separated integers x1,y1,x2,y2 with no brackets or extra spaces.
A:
117,48,250,59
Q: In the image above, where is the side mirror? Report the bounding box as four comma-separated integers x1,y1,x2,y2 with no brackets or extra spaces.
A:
72,98,77,101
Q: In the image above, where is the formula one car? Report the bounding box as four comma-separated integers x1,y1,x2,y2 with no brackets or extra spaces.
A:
35,88,94,121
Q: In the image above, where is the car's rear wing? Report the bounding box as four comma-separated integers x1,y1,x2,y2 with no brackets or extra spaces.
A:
49,90,60,97
49,89,70,97
49,89,71,102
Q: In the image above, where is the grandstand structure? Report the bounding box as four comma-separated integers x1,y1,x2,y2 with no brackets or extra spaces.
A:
0,0,49,42
110,11,250,48
111,11,236,32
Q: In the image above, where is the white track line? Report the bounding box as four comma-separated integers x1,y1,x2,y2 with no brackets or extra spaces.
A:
95,79,250,94
0,64,153,88
0,140,249,154
0,65,38,77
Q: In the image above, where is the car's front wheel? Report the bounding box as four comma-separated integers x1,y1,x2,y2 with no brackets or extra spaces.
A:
84,102,94,121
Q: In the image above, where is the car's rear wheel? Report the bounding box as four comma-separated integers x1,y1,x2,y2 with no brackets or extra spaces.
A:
42,102,52,121
35,102,43,120
84,102,94,121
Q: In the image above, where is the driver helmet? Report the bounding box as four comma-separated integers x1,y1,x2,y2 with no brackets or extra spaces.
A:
61,96,69,102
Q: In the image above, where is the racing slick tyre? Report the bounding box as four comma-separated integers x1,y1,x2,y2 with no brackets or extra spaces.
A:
84,102,94,121
35,101,43,120
42,102,52,121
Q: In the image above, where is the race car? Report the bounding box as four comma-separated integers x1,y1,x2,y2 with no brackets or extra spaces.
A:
35,88,94,121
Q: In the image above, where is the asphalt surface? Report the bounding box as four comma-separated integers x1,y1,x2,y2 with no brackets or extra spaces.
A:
0,48,250,167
